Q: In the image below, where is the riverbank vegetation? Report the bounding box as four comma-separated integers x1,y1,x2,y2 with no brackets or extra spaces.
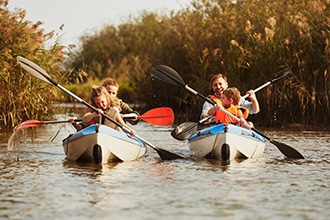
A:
1,0,329,129
0,0,66,128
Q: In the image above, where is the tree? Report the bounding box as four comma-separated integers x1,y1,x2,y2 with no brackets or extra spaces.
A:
0,0,66,128
65,0,329,126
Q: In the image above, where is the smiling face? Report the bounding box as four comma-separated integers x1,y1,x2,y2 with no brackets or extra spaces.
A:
90,86,112,110
93,95,109,110
212,75,228,98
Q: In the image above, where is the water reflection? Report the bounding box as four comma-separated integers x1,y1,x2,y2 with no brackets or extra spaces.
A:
63,160,105,171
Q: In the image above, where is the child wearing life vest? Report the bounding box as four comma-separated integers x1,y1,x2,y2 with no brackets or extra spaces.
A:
215,87,253,129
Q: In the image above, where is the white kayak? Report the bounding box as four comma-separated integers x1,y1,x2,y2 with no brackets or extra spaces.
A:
62,124,147,164
188,123,266,161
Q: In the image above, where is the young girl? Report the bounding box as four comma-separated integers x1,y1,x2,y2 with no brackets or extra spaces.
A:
214,87,252,129
80,86,136,135
102,78,140,125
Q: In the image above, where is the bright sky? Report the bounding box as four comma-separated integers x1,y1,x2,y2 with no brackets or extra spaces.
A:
8,0,192,47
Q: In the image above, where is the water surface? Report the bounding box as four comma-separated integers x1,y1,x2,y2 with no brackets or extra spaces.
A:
0,116,329,220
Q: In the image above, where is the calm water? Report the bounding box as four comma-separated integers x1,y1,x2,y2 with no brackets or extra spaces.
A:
0,114,329,220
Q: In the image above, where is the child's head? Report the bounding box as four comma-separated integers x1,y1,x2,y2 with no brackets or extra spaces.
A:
90,85,114,110
102,78,119,97
222,87,241,107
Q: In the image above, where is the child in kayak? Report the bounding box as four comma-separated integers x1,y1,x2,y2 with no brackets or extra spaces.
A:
200,74,259,120
71,86,136,135
102,78,140,125
213,87,253,129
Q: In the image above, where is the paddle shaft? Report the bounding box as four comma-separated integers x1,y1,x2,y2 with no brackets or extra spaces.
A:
42,119,82,125
14,119,83,130
123,115,170,120
241,72,289,99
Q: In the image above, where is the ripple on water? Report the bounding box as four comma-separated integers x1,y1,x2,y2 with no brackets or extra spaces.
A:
0,123,329,219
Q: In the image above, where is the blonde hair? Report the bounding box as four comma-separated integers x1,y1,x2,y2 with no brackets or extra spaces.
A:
223,87,241,105
90,85,115,108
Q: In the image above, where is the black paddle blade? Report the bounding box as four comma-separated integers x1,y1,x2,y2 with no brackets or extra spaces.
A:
150,65,186,87
156,148,184,160
171,122,197,141
271,140,305,159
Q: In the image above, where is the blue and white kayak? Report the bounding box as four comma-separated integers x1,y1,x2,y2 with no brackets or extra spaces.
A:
62,124,147,164
188,123,266,161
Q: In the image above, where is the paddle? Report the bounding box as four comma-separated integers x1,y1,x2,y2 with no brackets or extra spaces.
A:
14,119,82,131
171,72,290,140
170,115,212,141
16,56,183,160
14,107,174,131
123,107,174,126
12,109,173,150
150,64,304,159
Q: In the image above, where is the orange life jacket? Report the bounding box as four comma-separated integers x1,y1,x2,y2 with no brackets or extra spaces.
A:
208,95,249,124
207,95,222,105
215,105,249,124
